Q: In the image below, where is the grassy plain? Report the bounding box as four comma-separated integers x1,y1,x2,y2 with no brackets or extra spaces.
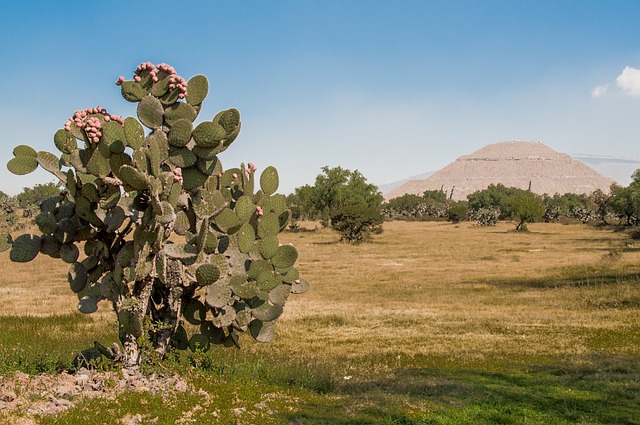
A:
1,220,640,424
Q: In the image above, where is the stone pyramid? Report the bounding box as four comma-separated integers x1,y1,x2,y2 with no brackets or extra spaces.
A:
385,141,615,201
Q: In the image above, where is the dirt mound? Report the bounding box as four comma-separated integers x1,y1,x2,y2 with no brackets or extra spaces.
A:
385,141,615,201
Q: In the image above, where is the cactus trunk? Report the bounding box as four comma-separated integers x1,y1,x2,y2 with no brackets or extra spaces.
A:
114,276,154,368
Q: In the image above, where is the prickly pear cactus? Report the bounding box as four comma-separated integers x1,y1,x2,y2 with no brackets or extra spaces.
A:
3,62,308,367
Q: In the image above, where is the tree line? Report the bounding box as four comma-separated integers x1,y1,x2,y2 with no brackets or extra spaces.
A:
6,168,640,243
287,166,640,241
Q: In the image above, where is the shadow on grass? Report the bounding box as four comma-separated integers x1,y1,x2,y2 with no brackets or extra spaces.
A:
284,355,640,425
469,266,640,289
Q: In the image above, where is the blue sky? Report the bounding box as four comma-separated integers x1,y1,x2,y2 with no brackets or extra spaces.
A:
1,1,640,195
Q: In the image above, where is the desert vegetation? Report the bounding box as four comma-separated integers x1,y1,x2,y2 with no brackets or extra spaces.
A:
2,62,308,370
1,220,639,423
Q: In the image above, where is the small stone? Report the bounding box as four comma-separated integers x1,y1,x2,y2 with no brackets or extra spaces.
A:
174,380,188,392
55,384,77,399
232,407,246,415
0,388,17,402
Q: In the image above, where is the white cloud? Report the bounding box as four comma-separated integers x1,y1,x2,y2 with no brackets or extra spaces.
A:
591,84,609,98
616,66,640,97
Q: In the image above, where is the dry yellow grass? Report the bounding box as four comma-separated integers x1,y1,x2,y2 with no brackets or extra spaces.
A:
271,221,640,375
1,221,638,377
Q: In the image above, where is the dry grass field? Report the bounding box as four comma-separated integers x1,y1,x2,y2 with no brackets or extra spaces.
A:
1,220,639,424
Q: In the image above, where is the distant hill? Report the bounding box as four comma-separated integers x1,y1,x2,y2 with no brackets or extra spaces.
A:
384,141,615,201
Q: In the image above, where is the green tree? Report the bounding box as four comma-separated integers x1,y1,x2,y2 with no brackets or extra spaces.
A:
330,205,383,243
423,189,447,203
510,191,545,231
610,183,640,225
588,188,614,225
291,166,383,219
541,193,587,222
447,201,469,223
15,182,61,209
467,183,520,219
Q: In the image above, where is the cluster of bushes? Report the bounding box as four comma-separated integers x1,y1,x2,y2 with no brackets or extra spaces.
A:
381,190,469,223
380,179,637,230
286,166,640,241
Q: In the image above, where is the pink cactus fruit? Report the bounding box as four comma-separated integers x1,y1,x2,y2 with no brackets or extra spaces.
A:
294,279,301,284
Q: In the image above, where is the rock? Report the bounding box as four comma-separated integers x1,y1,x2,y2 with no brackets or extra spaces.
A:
55,384,77,399
174,380,188,392
0,388,17,402
231,407,246,415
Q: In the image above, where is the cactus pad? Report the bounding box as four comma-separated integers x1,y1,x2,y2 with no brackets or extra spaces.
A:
184,299,206,325
181,166,208,190
121,81,147,102
7,156,38,175
68,262,88,293
257,213,280,239
186,75,209,106
60,243,80,263
168,147,197,168
237,224,255,253
124,117,145,149
205,281,232,308
53,129,78,154
258,235,279,260
137,95,164,129
167,118,193,147
291,278,310,294
39,236,61,257
78,296,100,314
9,234,41,262
252,302,283,322
260,166,279,195
269,284,291,306
249,320,276,343
196,263,221,286
13,145,38,157
164,102,197,126
119,165,148,190
271,245,298,269
192,122,226,148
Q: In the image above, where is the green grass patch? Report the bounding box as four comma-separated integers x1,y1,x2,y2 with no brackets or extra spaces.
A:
0,313,118,374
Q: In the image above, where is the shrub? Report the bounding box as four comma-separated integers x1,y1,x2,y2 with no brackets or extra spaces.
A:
331,205,383,243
